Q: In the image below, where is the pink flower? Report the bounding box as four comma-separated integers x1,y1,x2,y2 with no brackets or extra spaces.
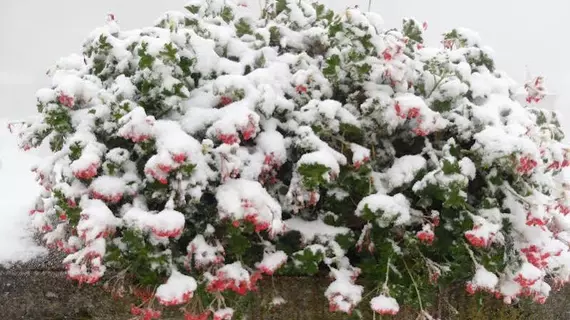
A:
73,162,99,180
382,49,392,61
58,94,75,108
417,229,435,244
295,85,308,94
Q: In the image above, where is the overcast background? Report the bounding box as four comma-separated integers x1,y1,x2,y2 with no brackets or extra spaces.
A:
1,0,569,123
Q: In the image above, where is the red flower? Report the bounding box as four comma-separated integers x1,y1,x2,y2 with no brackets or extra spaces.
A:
422,21,428,30
241,116,257,140
73,162,99,180
295,85,308,94
394,102,404,118
465,282,477,295
151,226,183,238
218,133,239,145
157,291,193,306
58,94,75,108
514,274,538,287
525,212,546,227
517,156,537,175
172,153,187,163
406,107,420,119
220,96,233,106
465,230,490,248
417,230,434,244
382,49,392,61
412,127,429,136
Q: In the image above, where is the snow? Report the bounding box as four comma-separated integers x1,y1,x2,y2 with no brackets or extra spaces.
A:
356,193,411,227
472,266,499,290
370,294,400,315
0,119,47,265
284,217,350,243
155,269,197,306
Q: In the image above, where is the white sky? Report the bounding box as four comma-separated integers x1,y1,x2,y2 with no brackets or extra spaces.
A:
1,0,569,120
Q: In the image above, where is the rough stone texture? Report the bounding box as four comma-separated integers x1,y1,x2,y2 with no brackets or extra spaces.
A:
3,250,570,319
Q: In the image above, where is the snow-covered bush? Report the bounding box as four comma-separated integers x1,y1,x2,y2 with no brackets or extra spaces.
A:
18,0,570,318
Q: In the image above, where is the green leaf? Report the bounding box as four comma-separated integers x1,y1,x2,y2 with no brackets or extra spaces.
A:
297,163,330,190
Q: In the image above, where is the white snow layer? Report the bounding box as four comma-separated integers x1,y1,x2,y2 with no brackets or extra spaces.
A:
0,119,47,265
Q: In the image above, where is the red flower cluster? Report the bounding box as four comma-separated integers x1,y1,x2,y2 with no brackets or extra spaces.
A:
353,156,370,170
130,305,161,320
259,152,281,184
74,162,99,180
157,290,193,306
145,168,168,184
58,93,75,108
213,309,234,320
514,273,538,287
220,96,233,106
556,203,570,215
66,260,102,285
328,293,356,314
172,153,187,163
92,191,123,203
521,245,558,269
151,226,183,238
206,270,261,295
382,49,392,61
465,282,496,296
517,156,537,175
372,304,398,316
240,115,257,140
244,213,270,233
525,212,546,227
412,126,429,136
122,132,150,143
218,133,239,145
417,229,435,244
296,85,308,94
465,227,493,248
394,103,429,136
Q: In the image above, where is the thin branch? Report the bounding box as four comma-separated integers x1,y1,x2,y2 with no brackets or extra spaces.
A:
403,258,424,311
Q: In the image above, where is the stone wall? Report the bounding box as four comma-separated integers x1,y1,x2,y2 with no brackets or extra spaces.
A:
2,254,569,320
